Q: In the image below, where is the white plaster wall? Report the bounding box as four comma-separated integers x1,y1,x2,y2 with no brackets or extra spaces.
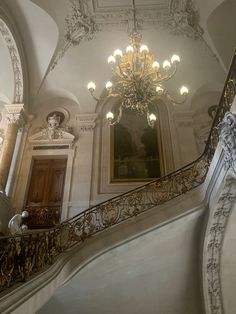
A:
38,209,204,314
0,35,14,103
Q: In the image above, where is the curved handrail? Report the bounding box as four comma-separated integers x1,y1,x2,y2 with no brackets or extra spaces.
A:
0,50,235,293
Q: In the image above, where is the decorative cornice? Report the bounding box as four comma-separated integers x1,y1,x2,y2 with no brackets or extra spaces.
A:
76,113,97,132
0,18,24,103
204,177,236,314
218,112,236,173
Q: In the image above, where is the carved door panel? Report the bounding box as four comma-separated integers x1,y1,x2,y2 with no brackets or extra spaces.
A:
25,159,67,228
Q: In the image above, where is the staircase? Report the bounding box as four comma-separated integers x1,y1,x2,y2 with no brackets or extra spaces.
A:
0,51,235,314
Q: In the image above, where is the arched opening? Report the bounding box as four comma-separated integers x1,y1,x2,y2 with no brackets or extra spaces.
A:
0,17,24,104
91,97,174,198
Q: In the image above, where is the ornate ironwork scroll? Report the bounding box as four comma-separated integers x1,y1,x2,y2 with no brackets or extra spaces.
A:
0,50,235,294
25,205,61,228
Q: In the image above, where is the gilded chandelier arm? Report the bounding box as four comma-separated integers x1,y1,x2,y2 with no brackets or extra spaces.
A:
165,91,188,105
159,63,177,82
89,90,100,102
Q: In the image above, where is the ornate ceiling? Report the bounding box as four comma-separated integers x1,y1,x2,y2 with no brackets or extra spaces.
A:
0,0,235,114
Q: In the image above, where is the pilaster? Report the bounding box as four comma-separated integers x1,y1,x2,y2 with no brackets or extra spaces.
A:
0,104,24,192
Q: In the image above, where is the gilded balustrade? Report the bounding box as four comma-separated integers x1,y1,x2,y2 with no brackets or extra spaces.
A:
0,51,235,293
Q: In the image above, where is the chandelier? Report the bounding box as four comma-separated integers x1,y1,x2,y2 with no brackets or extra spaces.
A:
87,0,189,127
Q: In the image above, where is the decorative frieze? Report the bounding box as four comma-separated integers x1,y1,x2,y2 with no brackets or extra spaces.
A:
0,19,24,103
76,113,97,132
219,112,236,173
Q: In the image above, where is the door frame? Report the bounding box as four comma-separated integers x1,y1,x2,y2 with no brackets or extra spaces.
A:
20,149,75,221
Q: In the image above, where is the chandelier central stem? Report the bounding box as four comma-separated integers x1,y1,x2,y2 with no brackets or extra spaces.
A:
132,0,138,33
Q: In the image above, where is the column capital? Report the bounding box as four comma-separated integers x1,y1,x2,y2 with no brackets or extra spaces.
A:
76,113,98,132
4,104,25,125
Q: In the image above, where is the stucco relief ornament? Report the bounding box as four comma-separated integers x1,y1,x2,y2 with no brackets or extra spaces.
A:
0,19,24,103
162,0,204,39
41,113,72,140
218,112,236,173
50,0,98,71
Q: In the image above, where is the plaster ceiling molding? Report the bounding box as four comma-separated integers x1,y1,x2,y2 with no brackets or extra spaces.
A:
50,0,204,72
161,0,204,39
49,0,98,72
0,18,23,104
91,0,203,39
204,177,236,314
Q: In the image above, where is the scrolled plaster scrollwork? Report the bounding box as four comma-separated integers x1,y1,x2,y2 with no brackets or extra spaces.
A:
218,112,236,173
165,0,203,39
93,0,203,38
50,0,98,71
50,0,203,72
0,19,24,103
204,177,236,314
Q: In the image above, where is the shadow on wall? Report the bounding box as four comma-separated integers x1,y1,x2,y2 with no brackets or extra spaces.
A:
207,0,236,69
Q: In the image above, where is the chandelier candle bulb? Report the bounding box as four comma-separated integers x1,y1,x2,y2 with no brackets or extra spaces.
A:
156,85,164,95
180,86,189,95
149,113,157,122
152,61,160,70
114,49,123,58
126,45,134,53
171,54,180,63
106,111,114,120
87,0,189,126
163,60,171,70
108,55,116,64
105,81,113,90
87,81,96,91
140,45,149,53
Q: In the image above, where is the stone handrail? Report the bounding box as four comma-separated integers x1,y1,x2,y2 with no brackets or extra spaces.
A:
0,50,235,294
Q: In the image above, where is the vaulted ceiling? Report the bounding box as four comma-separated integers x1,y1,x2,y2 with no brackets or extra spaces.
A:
1,0,236,114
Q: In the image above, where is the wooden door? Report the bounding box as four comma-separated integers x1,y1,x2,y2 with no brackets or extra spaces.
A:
25,158,67,228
